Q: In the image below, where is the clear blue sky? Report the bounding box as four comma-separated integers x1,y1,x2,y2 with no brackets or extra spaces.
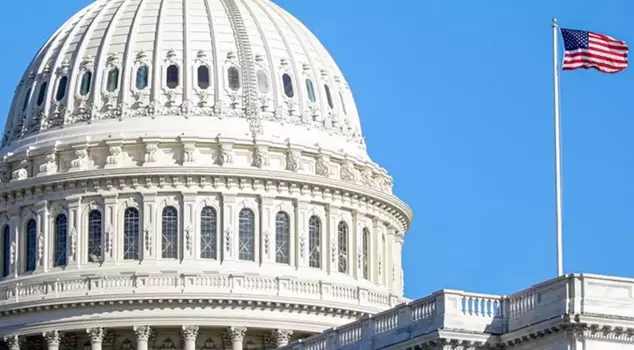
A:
1,0,633,299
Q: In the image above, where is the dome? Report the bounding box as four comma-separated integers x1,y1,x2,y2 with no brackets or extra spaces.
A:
3,0,364,160
0,0,412,348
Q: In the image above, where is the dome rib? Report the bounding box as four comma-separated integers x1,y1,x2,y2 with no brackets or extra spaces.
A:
151,0,167,103
201,0,222,108
119,0,148,108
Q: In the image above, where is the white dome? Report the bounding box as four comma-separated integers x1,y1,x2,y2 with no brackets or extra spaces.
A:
3,0,363,158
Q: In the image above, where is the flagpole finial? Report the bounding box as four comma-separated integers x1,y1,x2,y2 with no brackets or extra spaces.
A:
552,18,558,27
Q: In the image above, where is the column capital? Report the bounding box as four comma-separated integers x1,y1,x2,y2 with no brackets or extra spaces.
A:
42,331,61,346
271,329,293,347
228,326,247,342
4,335,21,350
86,328,104,344
133,326,152,341
181,325,199,341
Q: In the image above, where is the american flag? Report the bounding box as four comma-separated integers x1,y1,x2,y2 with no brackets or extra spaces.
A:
561,28,628,73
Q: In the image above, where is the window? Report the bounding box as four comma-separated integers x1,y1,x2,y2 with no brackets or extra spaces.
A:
2,226,10,277
200,207,217,259
324,84,334,109
197,66,210,89
56,76,68,101
54,214,67,267
257,70,269,94
162,207,179,259
123,208,140,260
228,66,240,91
275,212,290,264
80,71,92,96
308,216,320,268
88,210,102,262
238,209,254,261
337,221,348,273
22,88,31,112
363,228,370,279
282,73,294,98
136,65,149,90
26,219,37,272
166,65,179,89
339,91,347,115
306,79,316,103
107,68,119,92
37,82,47,106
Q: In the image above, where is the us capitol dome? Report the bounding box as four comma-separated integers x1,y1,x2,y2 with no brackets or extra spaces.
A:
0,0,412,349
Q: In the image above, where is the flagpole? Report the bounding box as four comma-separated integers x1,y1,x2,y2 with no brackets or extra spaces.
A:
552,18,564,277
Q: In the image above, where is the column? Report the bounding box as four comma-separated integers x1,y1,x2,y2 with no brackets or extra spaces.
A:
182,192,196,261
385,226,396,293
141,192,157,261
4,335,20,350
394,234,404,295
86,327,104,350
35,200,48,272
67,196,82,268
260,196,275,264
133,326,151,350
221,194,236,262
102,194,117,263
372,218,381,284
43,331,60,350
351,210,360,280
8,210,20,278
296,201,310,268
226,327,246,350
326,206,338,275
270,329,293,348
181,326,198,350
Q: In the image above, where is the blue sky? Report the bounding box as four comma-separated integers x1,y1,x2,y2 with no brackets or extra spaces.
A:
1,0,633,299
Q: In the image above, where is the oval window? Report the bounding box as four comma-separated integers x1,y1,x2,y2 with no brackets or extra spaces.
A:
282,73,294,98
106,68,119,92
324,84,333,109
22,88,31,112
305,79,316,103
166,65,179,89
56,76,68,101
228,66,240,91
136,65,149,90
36,82,47,106
257,70,269,94
79,71,92,96
339,91,347,115
198,66,210,89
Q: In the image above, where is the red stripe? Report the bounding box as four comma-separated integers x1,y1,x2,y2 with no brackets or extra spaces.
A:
589,32,627,46
565,51,628,63
563,63,626,73
563,58,627,73
589,37,629,51
564,54,628,67
585,45,628,57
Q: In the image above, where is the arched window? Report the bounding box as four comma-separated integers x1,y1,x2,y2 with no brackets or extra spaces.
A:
337,221,348,273
238,209,254,261
363,228,370,279
197,66,210,89
282,73,294,98
256,70,269,94
22,88,31,112
275,212,290,264
123,208,140,260
324,84,334,109
26,219,37,272
228,66,240,91
79,71,92,96
2,226,10,277
308,216,321,268
88,210,102,263
106,68,120,92
36,82,48,106
136,65,149,90
55,76,68,101
305,79,316,103
200,207,217,259
166,65,179,89
162,206,179,259
54,214,67,267
339,91,347,115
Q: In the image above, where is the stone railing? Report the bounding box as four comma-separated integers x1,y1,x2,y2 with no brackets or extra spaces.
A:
281,274,634,350
0,273,402,313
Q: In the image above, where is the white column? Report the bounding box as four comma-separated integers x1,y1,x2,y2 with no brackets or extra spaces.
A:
182,193,196,261
352,210,360,280
221,194,236,262
86,328,104,350
35,200,48,272
4,335,20,350
296,201,310,268
181,325,198,350
67,196,82,269
8,211,20,278
102,194,117,263
43,331,60,350
228,327,246,350
133,326,151,350
260,196,275,264
141,192,157,262
326,206,338,275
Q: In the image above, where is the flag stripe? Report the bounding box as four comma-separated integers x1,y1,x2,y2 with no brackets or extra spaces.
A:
561,28,628,73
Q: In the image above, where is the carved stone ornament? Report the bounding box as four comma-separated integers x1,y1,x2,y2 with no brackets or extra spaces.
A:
299,233,307,260
105,225,114,254
331,241,337,264
106,146,123,167
181,325,199,341
37,232,44,264
340,158,357,182
228,326,247,341
185,224,193,253
133,326,152,341
263,230,272,256
271,329,293,347
9,241,16,266
183,143,196,164
286,148,301,172
224,226,233,254
11,159,29,181
315,152,330,177
70,149,94,171
252,146,269,168
218,143,233,166
86,328,105,343
70,227,78,261
378,257,383,276
43,331,61,346
144,143,159,164
39,152,58,175
144,225,153,254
